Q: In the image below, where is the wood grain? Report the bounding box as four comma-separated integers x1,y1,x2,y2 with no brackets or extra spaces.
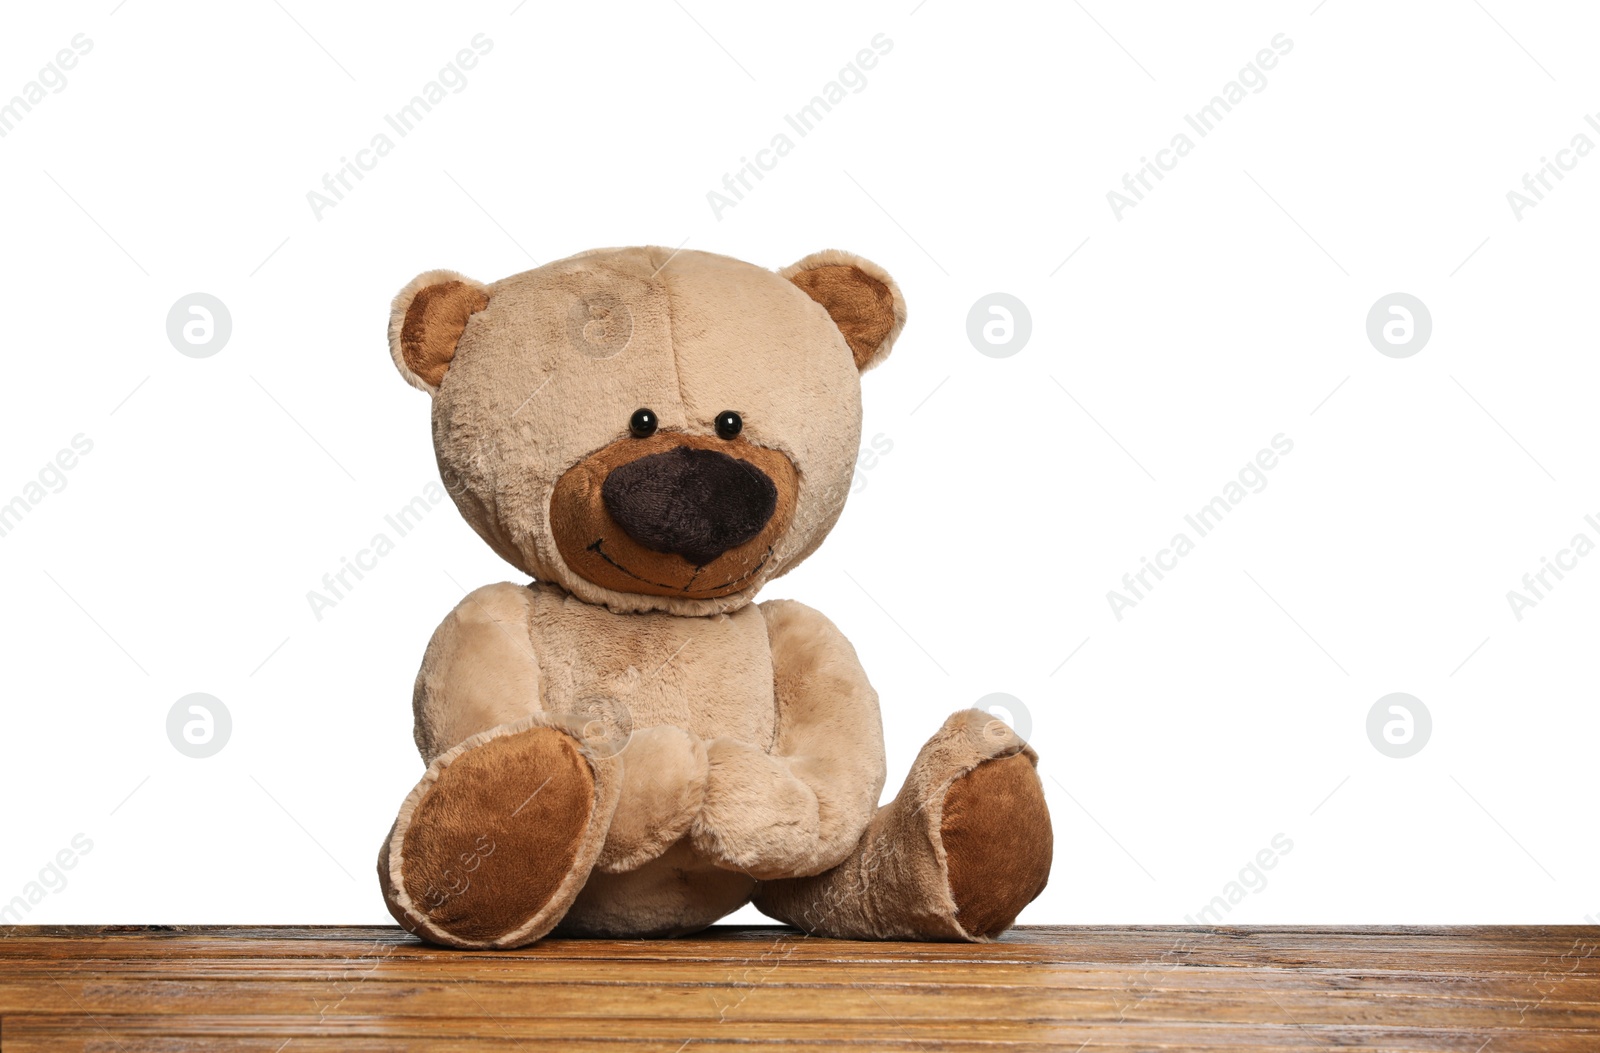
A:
1,925,1595,1051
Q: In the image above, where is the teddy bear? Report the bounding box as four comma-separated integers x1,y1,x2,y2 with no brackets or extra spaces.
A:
377,246,1053,947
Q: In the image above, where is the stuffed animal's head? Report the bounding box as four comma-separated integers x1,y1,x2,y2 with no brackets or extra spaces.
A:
387,247,906,615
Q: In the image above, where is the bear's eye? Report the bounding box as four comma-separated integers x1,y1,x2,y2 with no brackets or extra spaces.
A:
714,411,743,440
629,408,658,438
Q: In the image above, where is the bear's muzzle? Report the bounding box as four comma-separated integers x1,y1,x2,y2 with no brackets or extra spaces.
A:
548,432,799,600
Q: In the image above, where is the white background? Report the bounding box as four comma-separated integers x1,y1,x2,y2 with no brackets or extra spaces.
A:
2,0,1596,928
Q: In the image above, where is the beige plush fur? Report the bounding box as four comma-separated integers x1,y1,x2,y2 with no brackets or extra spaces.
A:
378,248,1052,947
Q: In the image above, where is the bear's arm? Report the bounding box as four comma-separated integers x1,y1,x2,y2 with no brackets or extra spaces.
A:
411,582,543,765
689,598,887,880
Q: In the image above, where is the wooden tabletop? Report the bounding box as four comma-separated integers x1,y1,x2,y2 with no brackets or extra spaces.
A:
1,925,1596,1050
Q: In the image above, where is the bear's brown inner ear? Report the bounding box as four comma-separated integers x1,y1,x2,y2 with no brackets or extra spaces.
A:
789,264,895,370
401,280,490,389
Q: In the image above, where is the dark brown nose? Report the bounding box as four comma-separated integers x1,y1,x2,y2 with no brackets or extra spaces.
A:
601,446,777,567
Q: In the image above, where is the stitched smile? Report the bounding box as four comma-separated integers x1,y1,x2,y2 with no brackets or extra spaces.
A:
586,538,773,595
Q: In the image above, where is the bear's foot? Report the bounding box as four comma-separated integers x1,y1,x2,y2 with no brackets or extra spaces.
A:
378,717,619,948
754,708,1052,941
940,749,1053,938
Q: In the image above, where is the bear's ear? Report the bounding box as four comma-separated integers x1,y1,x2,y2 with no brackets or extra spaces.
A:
780,250,907,372
388,269,490,394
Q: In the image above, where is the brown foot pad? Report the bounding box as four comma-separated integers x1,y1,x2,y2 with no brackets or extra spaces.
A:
940,752,1053,938
389,725,598,947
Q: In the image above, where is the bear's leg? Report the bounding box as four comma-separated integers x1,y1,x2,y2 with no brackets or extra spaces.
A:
378,714,620,948
753,709,1052,941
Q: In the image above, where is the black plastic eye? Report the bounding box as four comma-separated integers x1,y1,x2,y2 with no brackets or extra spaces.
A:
714,411,743,440
629,408,658,438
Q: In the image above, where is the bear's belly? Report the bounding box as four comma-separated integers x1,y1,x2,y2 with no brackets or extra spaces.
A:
525,582,777,749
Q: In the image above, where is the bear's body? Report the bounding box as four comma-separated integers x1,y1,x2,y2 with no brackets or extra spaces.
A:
412,582,783,768
377,247,1052,947
410,581,885,938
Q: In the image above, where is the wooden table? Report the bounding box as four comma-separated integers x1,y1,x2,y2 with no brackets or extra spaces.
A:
2,925,1596,1050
